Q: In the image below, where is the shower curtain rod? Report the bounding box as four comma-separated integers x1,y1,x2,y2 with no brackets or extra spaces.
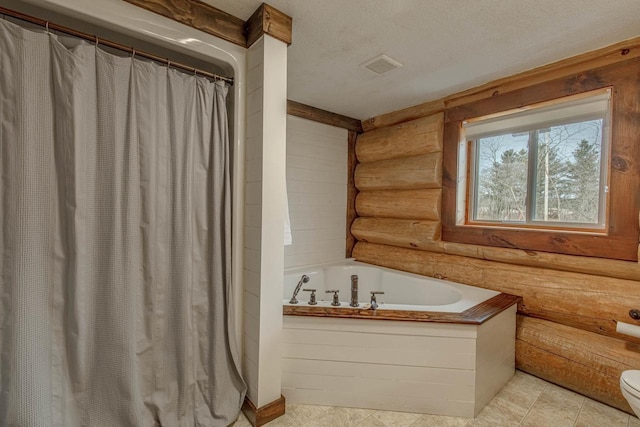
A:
0,6,234,85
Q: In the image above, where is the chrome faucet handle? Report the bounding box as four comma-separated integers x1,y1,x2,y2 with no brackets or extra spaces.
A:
326,290,341,306
370,291,384,310
302,289,317,305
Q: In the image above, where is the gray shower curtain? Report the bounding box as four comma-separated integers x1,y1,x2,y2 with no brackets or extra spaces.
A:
0,19,245,426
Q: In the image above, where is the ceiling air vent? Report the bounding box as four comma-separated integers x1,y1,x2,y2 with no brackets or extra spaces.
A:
360,54,403,75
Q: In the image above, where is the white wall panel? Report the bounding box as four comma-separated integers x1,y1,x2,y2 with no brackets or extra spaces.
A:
285,116,348,269
243,34,287,408
282,358,475,384
282,308,516,417
254,35,288,408
242,35,264,411
282,373,476,401
283,315,478,338
474,305,517,414
282,343,475,369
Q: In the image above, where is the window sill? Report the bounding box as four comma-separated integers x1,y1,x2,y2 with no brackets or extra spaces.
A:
442,224,636,261
461,222,608,236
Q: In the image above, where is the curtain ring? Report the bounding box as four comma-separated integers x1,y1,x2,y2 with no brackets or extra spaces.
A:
194,68,197,77
45,21,50,34
95,35,99,47
131,48,136,59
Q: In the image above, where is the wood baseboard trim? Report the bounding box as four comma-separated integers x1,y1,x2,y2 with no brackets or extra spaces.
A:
241,395,286,427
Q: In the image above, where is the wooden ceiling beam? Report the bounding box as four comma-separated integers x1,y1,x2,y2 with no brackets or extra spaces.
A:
287,100,363,133
123,0,292,49
123,0,246,47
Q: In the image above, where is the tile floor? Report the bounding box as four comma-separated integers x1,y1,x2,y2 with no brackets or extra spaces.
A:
231,371,639,427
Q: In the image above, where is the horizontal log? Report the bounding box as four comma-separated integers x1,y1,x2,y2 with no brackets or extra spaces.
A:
355,190,441,221
351,218,441,249
361,99,444,133
352,242,640,343
354,153,442,191
516,315,640,414
356,113,443,163
441,240,640,282
351,236,640,282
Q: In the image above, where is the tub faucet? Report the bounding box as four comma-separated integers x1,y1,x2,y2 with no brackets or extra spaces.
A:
289,274,309,304
350,275,359,307
370,291,384,310
302,289,317,305
326,290,341,306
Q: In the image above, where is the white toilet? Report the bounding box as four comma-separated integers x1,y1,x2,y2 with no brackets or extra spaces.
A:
621,370,640,418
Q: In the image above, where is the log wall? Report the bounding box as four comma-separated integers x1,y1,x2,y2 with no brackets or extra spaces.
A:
352,108,640,413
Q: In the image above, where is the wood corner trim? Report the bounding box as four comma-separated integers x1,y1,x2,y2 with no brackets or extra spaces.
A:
287,100,363,132
247,3,293,47
241,395,286,427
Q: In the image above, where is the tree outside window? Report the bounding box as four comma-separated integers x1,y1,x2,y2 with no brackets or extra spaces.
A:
472,119,604,226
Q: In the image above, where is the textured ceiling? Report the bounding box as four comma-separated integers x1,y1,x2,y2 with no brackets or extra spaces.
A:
208,0,640,120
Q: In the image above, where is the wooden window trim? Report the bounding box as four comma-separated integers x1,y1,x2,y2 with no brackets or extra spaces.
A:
442,58,640,261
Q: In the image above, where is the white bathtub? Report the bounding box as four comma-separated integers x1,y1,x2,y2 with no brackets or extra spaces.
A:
283,259,498,312
281,259,519,417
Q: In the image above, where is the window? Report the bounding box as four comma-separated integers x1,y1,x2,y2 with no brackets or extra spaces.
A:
441,60,640,261
460,89,610,231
